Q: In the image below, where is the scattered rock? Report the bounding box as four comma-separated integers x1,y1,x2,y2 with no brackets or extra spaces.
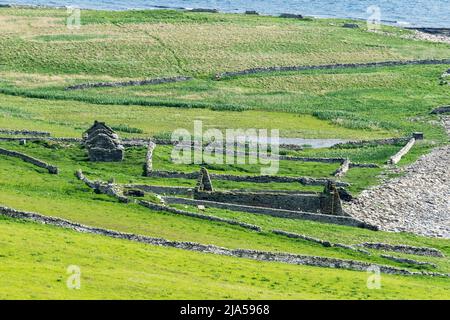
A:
345,117,450,238
431,106,450,115
279,13,304,19
190,8,218,13
343,23,359,29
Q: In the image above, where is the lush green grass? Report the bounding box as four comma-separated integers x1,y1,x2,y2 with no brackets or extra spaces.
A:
2,8,450,78
2,216,449,300
0,141,449,274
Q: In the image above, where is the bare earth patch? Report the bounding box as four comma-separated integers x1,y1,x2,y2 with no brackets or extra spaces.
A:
345,117,450,238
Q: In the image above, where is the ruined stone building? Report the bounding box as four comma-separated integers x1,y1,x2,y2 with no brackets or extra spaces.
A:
83,121,124,162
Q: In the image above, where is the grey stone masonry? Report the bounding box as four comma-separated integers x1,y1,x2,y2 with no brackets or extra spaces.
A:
143,141,156,176
163,196,377,230
197,167,214,191
380,255,437,268
359,243,444,257
431,105,450,114
214,59,450,80
76,170,129,203
65,76,193,91
334,159,350,177
388,138,416,165
0,147,58,174
0,129,50,137
193,181,346,216
83,121,124,162
2,205,446,277
146,170,350,187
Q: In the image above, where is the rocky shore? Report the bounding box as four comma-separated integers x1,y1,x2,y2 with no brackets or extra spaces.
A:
345,118,450,238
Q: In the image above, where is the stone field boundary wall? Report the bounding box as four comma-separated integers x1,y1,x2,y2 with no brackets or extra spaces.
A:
214,59,450,80
1,205,446,277
0,147,58,174
193,189,346,216
127,184,194,196
65,76,193,91
271,230,371,255
163,197,377,230
146,170,350,187
138,200,261,232
431,106,450,114
0,129,50,137
76,170,260,231
359,243,444,257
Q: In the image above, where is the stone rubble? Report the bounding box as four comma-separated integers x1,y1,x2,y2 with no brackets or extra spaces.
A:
345,118,450,238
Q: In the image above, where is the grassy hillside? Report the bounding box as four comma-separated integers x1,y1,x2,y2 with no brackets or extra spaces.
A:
2,215,449,300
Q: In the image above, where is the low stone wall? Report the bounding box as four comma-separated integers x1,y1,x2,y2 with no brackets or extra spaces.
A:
149,170,349,187
281,156,344,163
0,147,58,174
332,137,409,149
2,205,444,277
76,170,259,231
359,243,444,257
214,59,450,80
0,129,50,137
380,254,437,268
65,76,193,91
127,184,194,196
163,197,377,230
0,137,82,144
349,163,380,168
334,159,350,177
431,106,450,114
272,230,371,255
143,142,156,176
194,189,347,216
76,170,129,203
138,200,261,232
388,138,416,165
272,230,332,247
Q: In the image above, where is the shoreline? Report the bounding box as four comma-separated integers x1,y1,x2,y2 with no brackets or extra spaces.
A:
1,3,449,30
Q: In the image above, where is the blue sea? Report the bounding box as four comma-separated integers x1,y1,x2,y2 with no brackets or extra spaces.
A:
0,0,449,27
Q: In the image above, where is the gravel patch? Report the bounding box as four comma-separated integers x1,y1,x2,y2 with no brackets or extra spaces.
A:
345,118,450,238
403,30,450,45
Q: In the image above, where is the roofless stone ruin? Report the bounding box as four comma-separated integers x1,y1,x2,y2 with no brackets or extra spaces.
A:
83,121,124,162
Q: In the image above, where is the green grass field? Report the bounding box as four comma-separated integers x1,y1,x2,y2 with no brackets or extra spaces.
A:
0,7,449,299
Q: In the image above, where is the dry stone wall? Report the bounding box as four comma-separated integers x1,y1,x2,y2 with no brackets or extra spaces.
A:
163,196,377,229
138,200,261,232
146,170,349,186
0,147,58,174
388,138,416,164
194,184,346,216
359,243,444,257
0,129,50,137
214,59,450,80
